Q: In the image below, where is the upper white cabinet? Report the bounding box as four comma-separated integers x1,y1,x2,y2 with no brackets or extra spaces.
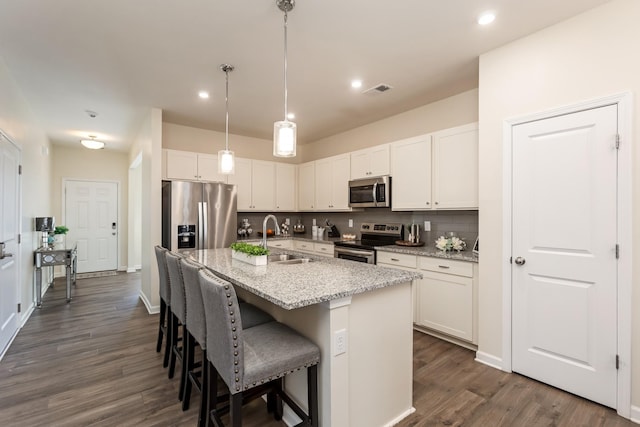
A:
431,123,478,209
297,162,315,211
390,135,432,210
163,149,228,183
228,158,276,211
315,154,350,211
275,163,296,211
350,144,390,180
391,123,478,211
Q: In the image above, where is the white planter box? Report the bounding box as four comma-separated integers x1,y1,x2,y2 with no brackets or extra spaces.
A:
232,250,267,266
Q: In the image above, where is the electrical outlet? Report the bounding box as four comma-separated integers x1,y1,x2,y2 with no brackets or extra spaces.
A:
285,218,290,225
333,329,347,356
348,219,353,228
312,218,317,226
424,221,431,231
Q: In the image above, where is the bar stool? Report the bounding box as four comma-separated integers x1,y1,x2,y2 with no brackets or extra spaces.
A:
154,245,172,368
198,268,320,427
180,258,275,427
165,251,187,399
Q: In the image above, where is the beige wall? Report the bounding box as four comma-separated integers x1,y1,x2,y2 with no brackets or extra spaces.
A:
133,108,163,311
0,55,53,316
162,122,300,164
301,89,478,162
50,146,130,271
478,0,639,410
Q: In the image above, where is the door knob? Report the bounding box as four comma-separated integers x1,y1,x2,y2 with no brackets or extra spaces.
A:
514,257,526,265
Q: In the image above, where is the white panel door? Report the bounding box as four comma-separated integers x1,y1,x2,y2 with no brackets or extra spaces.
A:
512,104,618,408
0,135,20,354
66,181,118,273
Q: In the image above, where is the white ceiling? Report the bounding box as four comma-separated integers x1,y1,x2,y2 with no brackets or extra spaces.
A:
0,0,610,152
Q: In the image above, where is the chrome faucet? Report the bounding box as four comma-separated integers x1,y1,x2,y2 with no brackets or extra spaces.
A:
262,214,281,248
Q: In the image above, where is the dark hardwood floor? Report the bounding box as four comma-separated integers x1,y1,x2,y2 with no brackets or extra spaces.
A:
0,272,633,427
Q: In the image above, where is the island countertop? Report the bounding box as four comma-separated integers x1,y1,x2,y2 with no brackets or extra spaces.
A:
186,248,421,310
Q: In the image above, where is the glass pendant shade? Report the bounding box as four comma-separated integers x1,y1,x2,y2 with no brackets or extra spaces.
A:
218,149,235,174
273,120,297,157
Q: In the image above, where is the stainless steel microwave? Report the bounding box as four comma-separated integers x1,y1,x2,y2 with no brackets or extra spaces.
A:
348,176,391,208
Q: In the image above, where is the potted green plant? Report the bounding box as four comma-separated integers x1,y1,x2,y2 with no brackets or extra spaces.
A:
230,242,269,266
53,225,69,245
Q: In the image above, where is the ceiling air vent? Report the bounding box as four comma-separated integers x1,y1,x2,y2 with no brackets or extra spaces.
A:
362,84,393,95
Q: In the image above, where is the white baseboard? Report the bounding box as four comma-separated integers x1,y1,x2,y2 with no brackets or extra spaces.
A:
20,302,35,328
630,405,640,424
126,267,137,273
139,291,160,314
475,351,504,371
384,407,416,426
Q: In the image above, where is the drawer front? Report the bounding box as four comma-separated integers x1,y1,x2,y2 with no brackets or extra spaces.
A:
292,240,314,253
314,242,334,257
376,251,417,269
418,257,473,277
267,240,293,249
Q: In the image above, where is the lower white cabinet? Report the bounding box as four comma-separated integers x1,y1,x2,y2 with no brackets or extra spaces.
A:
267,239,293,250
377,251,477,345
291,240,334,257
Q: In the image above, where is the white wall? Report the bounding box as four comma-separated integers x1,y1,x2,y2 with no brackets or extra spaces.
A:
0,55,52,317
132,108,163,312
478,0,640,410
50,145,130,272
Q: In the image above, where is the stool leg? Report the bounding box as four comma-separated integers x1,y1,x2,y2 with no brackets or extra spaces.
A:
198,350,208,427
308,365,319,427
163,307,173,368
156,299,166,353
230,393,243,427
181,330,194,407
168,313,179,379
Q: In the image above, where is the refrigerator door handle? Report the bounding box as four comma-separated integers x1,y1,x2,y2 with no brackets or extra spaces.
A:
198,202,204,248
202,202,208,248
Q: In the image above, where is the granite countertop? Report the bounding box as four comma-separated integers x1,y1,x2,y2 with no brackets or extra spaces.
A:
186,248,421,310
375,244,479,263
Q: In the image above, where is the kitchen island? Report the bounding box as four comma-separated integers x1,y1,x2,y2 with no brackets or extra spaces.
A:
187,248,421,427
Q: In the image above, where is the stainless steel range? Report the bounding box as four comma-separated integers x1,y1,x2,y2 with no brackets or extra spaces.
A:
334,222,403,264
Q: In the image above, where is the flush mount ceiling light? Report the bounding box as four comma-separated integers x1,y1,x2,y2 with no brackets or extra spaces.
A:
351,79,363,89
273,0,297,158
218,64,235,175
80,135,105,150
478,11,496,26
198,90,210,99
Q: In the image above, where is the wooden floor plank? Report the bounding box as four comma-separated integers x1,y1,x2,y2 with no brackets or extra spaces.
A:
0,273,633,426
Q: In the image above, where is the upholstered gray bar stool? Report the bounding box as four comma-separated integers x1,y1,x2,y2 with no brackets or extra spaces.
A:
180,258,275,427
198,268,320,427
165,251,188,399
154,245,172,368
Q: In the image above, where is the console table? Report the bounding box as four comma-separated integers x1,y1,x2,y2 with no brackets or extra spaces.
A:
34,243,77,308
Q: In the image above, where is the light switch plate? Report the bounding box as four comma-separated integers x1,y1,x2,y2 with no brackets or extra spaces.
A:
424,221,431,231
348,219,353,227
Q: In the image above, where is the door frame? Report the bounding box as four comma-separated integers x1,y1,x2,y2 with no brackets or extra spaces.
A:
501,92,632,417
62,178,121,273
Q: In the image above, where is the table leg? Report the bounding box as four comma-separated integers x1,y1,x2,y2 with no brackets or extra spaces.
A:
66,264,72,302
36,266,42,308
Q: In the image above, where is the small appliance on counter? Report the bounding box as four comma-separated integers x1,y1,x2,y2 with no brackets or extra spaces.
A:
237,218,253,238
325,219,340,237
292,220,305,234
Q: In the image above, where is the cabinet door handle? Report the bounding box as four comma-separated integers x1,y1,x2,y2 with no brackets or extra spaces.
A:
435,201,439,205
438,265,450,269
426,201,430,205
391,258,400,262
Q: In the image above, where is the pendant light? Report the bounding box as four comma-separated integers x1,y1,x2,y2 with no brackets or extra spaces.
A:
273,0,296,157
218,64,235,174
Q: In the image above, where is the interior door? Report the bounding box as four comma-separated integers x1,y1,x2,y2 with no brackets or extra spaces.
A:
511,104,618,408
65,180,118,273
0,134,20,355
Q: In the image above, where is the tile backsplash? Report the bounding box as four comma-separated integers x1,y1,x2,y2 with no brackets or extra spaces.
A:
237,209,478,249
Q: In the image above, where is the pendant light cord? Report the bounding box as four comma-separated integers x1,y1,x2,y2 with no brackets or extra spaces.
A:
283,10,288,120
225,69,230,151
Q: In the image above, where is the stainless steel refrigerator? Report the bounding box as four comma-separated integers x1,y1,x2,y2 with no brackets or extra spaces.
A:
162,180,237,251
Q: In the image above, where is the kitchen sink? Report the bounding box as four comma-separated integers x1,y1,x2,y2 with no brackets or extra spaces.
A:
268,254,312,264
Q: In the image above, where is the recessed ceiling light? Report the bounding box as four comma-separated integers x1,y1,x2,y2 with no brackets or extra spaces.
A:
198,91,210,99
478,12,496,26
287,113,295,120
351,80,363,89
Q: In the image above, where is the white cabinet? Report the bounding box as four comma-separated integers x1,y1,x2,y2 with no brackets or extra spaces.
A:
267,239,293,250
432,123,478,209
163,149,228,182
228,158,275,211
297,162,315,211
390,123,478,211
315,154,350,210
390,135,432,210
350,144,390,180
292,240,334,257
275,163,296,211
376,251,478,345
416,257,476,343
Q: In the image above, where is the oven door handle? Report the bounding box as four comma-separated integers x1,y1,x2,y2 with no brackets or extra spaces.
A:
335,247,374,257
